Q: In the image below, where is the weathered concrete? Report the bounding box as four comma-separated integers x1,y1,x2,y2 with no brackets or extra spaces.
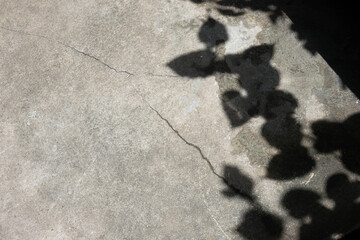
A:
1,1,359,239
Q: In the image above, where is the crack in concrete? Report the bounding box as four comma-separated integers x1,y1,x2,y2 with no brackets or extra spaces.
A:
1,24,246,200
0,26,134,76
58,42,134,76
147,102,259,203
125,80,230,184
128,81,255,201
148,103,223,178
0,26,173,78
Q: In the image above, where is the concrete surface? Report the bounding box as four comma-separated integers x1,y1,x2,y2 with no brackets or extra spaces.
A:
1,1,359,239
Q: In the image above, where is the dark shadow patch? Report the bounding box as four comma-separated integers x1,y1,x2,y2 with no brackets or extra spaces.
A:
282,173,360,240
237,209,283,240
216,8,244,17
189,0,360,98
167,9,360,239
262,91,315,180
312,113,360,175
222,165,255,201
222,165,283,240
168,17,314,180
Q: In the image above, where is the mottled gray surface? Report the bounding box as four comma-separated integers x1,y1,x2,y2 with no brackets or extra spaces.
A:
1,1,359,240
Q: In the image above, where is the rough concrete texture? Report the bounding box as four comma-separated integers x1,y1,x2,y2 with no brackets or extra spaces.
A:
1,1,359,240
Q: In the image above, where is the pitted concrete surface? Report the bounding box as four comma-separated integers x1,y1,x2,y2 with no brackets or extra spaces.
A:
1,1,359,240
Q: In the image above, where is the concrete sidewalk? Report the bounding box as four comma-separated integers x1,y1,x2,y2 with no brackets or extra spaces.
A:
1,1,359,239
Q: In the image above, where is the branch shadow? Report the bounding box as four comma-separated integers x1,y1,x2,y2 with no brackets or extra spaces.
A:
312,113,360,175
189,0,360,98
168,17,315,180
167,5,360,239
282,173,360,240
222,166,284,240
222,165,360,240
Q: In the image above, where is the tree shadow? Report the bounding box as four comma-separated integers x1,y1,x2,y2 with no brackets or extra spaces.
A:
312,113,360,175
188,0,360,98
282,173,360,240
167,8,360,239
222,165,360,239
262,91,315,180
222,165,284,240
168,17,315,180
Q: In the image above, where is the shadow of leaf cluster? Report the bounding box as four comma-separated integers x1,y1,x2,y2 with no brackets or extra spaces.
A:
282,173,360,239
168,17,315,180
222,166,284,240
222,166,360,240
167,6,360,238
188,0,360,98
312,113,360,175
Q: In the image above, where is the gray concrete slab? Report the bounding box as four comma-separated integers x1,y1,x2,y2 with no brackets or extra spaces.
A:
1,1,359,239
